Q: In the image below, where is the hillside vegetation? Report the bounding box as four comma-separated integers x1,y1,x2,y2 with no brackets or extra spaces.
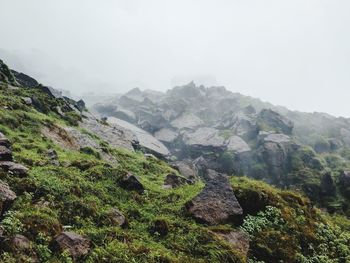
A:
0,60,349,262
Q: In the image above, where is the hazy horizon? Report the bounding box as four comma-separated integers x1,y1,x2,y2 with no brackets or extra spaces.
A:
1,0,349,117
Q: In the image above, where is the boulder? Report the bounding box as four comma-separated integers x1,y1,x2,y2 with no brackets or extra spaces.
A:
47,149,60,166
5,234,31,253
163,173,191,189
183,128,227,156
107,117,170,158
185,170,243,225
0,180,17,214
258,109,294,135
0,146,13,161
320,172,336,196
119,173,144,194
21,97,33,106
154,128,179,143
0,161,29,177
105,208,127,227
51,232,90,259
172,160,199,182
170,113,204,130
227,136,251,154
339,171,350,188
11,70,39,88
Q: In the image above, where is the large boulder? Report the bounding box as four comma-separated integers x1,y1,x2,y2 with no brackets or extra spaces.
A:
258,133,298,184
11,70,39,88
258,109,294,135
107,117,170,158
170,113,204,130
0,180,17,215
104,208,127,227
183,128,227,157
51,232,90,259
171,160,199,182
185,170,243,225
0,162,28,177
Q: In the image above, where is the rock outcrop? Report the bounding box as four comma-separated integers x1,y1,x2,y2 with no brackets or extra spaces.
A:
51,232,90,259
185,170,243,225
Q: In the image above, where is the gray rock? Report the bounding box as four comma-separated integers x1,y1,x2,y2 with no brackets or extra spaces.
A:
0,162,28,177
107,117,170,158
258,109,294,134
185,170,243,225
183,128,226,149
163,173,191,189
0,180,16,215
172,160,199,182
227,136,251,153
170,113,203,130
51,232,90,259
154,128,178,143
0,146,12,162
21,97,33,105
11,70,39,88
105,208,127,227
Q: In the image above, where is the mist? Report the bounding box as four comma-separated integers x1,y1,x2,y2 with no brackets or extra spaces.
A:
0,0,349,117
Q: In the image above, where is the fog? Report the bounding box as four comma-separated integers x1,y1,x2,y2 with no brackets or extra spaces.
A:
0,0,349,117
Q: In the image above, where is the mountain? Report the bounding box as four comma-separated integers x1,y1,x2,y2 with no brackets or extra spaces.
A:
91,81,350,216
0,58,349,262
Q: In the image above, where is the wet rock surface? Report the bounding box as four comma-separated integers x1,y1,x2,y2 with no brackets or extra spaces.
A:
185,170,243,225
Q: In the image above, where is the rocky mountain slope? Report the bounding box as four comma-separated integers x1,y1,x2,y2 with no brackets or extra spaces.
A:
0,59,349,262
92,82,350,217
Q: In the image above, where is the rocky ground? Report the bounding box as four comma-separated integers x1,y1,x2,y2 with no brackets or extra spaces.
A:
0,59,349,262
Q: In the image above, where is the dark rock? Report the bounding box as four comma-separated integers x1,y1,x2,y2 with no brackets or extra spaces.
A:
320,172,336,196
31,96,45,112
47,149,60,166
0,161,29,177
149,219,169,237
119,173,144,194
0,137,11,148
75,100,86,112
0,180,17,214
163,173,191,189
105,208,127,227
11,70,39,88
51,232,90,259
0,146,12,162
339,171,350,188
39,86,63,99
185,170,243,225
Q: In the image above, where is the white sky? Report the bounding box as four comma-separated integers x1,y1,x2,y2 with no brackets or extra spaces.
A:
0,0,349,117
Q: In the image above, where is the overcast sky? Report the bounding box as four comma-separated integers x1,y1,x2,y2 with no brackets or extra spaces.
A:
0,0,349,116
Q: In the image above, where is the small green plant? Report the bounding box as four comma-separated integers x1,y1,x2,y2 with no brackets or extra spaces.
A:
2,211,24,236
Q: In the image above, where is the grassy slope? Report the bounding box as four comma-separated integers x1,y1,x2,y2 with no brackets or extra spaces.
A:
0,84,349,263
